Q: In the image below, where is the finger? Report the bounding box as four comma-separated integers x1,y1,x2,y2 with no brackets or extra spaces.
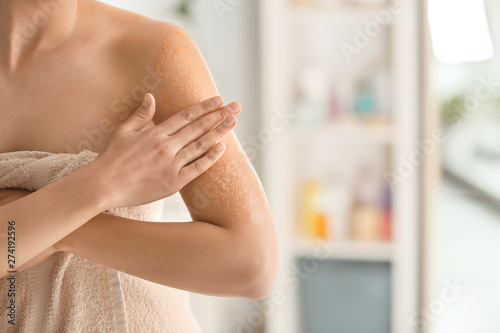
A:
178,142,226,183
117,93,156,133
157,96,224,135
171,102,241,150
175,114,237,165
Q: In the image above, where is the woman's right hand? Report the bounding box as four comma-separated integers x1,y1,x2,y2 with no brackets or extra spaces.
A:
92,93,240,209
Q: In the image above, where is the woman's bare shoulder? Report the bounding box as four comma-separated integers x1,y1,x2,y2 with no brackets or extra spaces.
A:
88,1,192,67
103,10,198,76
103,15,216,116
89,3,216,122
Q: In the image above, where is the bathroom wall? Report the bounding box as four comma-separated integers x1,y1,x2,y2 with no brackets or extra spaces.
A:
430,1,500,332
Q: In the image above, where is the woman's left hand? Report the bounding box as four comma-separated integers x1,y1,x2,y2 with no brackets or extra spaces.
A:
0,189,62,272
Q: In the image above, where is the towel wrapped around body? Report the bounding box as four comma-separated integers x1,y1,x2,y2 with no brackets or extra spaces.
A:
0,149,202,333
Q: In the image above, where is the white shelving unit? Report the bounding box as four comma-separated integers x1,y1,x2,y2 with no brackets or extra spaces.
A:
286,123,393,145
294,239,393,262
259,0,421,332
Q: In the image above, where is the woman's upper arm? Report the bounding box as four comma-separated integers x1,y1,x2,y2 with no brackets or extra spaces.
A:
149,23,274,231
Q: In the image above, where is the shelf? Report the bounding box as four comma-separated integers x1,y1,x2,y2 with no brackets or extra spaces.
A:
288,2,391,16
261,0,421,330
285,122,393,145
294,238,393,262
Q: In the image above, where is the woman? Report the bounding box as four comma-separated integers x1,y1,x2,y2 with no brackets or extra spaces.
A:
0,0,279,332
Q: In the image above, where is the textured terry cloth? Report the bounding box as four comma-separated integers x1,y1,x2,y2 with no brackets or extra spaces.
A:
0,149,202,333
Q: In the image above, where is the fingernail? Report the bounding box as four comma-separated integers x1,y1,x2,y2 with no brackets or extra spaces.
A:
223,116,236,126
214,142,225,152
211,96,222,107
227,103,241,114
142,94,150,108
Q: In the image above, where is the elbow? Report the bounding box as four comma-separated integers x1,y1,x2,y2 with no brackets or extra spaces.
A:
242,270,278,300
237,236,280,300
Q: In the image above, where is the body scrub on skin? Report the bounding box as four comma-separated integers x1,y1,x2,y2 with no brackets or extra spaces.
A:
153,28,208,113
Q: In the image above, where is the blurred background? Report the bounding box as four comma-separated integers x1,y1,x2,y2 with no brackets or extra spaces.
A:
101,0,499,332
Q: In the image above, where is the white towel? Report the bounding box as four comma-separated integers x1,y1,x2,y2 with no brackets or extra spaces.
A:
0,149,202,332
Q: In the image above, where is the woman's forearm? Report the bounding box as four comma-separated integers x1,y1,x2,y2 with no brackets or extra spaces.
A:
59,212,269,299
0,162,109,279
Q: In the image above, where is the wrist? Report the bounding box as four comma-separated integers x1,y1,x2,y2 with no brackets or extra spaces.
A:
76,159,117,212
54,213,104,254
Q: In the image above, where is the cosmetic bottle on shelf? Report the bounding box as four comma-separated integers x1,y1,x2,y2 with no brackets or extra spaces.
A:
301,179,320,238
349,164,384,242
300,179,330,240
353,79,377,119
350,203,384,242
292,66,329,127
329,77,355,123
321,170,352,242
380,186,392,241
312,213,329,240
373,68,392,122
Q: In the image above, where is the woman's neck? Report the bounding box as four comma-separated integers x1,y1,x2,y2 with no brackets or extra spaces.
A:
0,0,82,70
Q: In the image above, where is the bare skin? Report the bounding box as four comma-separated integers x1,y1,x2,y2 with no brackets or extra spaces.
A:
0,0,278,299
